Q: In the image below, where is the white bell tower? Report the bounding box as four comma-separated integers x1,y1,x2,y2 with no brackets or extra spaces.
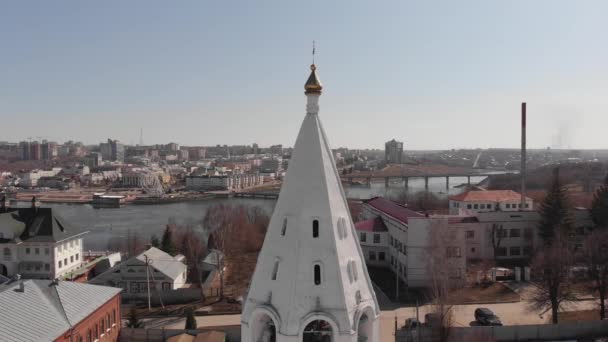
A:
241,63,380,342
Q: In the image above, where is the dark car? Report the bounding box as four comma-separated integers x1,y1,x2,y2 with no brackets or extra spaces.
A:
474,308,503,326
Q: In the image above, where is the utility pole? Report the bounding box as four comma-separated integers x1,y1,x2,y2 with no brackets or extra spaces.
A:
144,254,152,311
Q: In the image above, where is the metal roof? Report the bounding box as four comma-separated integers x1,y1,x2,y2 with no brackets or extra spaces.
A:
0,279,121,342
136,247,187,280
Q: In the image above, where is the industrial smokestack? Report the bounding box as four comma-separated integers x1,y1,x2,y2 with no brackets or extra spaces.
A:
521,102,527,209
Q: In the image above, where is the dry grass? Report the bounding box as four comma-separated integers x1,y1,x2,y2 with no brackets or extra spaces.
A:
559,310,601,322
449,283,520,304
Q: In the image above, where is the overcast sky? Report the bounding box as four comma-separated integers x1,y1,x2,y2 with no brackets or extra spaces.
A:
1,1,607,150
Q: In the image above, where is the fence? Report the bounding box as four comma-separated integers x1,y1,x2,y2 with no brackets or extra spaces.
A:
396,320,608,342
122,288,204,306
120,327,241,342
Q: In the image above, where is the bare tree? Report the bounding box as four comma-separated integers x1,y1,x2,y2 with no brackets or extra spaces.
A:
425,219,465,342
489,223,506,264
580,230,608,319
203,204,269,299
174,226,208,295
529,241,577,324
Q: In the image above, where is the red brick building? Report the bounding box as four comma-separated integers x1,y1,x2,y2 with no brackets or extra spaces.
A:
0,278,122,342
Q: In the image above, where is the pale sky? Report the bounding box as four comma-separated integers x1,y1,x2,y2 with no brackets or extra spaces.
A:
1,1,607,150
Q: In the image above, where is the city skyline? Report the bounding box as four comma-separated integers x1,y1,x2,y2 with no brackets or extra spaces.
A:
2,1,608,149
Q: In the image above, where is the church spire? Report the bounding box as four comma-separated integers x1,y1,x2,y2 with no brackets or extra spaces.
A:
241,62,380,342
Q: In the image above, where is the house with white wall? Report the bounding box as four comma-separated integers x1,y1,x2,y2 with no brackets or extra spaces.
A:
355,197,466,288
0,203,86,279
449,190,533,215
89,247,187,293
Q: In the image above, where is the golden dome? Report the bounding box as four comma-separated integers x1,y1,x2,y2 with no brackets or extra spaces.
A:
304,64,323,94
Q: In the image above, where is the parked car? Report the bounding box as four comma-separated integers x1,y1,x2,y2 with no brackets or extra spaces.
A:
403,318,421,330
474,308,503,326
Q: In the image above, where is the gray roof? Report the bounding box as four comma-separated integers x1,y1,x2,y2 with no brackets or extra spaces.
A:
135,247,187,280
0,279,121,342
0,207,86,243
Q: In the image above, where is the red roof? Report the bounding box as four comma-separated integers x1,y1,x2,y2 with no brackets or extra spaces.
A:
355,217,388,232
365,197,425,224
448,190,531,202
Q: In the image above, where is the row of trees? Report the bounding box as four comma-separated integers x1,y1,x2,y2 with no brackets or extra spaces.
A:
530,169,608,323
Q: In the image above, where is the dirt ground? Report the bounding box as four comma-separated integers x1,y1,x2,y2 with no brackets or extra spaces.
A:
558,310,602,322
449,283,520,304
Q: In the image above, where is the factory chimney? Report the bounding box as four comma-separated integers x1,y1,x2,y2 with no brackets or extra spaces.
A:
521,102,527,209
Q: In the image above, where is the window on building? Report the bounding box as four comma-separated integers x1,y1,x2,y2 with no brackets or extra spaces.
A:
510,229,521,238
3,248,10,259
467,204,472,209
64,258,67,266
35,248,40,255
360,232,366,242
369,251,376,261
473,204,479,209
76,253,79,261
35,265,41,271
94,325,98,339
100,319,105,335
487,204,493,209
281,218,287,236
112,309,117,325
44,248,49,255
379,252,386,261
496,247,507,257
44,264,50,271
58,260,62,268
130,282,139,293
106,314,110,331
510,246,521,256
449,268,462,279
506,203,511,209
389,235,393,245
525,203,530,208
26,248,30,254
162,282,171,290
312,219,319,238
314,264,322,285
272,260,279,280
446,247,461,258
373,233,380,244
87,329,92,342
70,256,74,263
471,247,476,253
390,255,394,265
465,230,474,239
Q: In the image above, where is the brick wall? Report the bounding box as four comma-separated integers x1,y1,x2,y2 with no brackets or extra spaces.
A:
55,293,121,342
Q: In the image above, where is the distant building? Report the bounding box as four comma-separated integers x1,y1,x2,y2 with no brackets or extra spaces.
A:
40,141,57,160
19,168,62,187
0,278,121,342
0,205,87,279
385,139,403,164
448,190,533,215
100,139,125,162
90,247,187,293
185,173,262,191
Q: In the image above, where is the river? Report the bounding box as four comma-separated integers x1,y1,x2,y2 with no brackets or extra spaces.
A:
47,175,490,250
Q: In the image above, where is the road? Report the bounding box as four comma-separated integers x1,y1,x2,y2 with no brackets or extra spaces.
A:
143,298,600,342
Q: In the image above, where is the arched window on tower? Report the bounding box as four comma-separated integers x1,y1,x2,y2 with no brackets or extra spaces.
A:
314,264,322,285
281,218,287,236
272,259,280,280
312,219,319,238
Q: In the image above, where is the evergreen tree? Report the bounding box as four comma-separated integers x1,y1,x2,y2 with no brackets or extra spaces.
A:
537,167,573,245
591,173,608,228
160,225,177,256
150,234,160,248
185,307,197,330
127,307,143,328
